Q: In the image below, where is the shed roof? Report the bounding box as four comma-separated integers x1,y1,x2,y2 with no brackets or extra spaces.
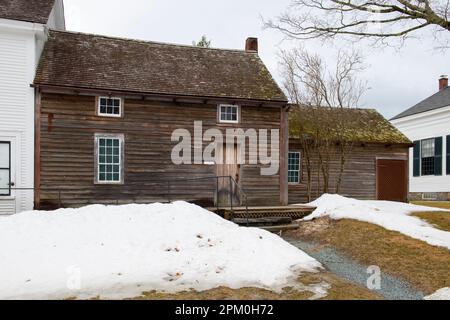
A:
289,105,411,145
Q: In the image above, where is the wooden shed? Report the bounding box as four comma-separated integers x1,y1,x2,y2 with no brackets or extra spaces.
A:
288,106,413,203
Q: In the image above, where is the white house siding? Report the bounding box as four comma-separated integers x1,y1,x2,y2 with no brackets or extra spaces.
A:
392,106,450,200
0,24,38,214
0,1,65,215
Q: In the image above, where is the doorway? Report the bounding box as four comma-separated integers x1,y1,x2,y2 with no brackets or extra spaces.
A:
376,159,408,202
216,143,241,207
0,138,16,215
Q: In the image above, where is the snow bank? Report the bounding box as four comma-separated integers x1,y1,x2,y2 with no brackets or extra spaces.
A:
0,202,321,300
303,194,450,250
424,287,450,300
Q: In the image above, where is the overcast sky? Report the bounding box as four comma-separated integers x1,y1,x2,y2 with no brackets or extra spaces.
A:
63,0,450,119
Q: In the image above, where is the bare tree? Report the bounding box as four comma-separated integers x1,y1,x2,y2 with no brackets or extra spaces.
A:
265,0,450,47
281,48,367,199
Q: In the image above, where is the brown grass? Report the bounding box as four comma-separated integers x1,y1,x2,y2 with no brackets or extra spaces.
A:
286,218,450,295
411,201,450,210
130,272,382,300
412,211,450,232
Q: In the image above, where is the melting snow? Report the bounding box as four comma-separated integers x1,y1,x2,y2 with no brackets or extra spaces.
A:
303,194,450,250
0,202,321,299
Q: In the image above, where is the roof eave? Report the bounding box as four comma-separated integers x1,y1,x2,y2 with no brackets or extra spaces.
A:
32,83,288,106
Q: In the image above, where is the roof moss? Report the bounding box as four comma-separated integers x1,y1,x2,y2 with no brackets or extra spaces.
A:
289,105,412,145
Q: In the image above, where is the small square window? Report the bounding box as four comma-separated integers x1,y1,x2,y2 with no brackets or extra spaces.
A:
218,105,239,123
98,97,122,117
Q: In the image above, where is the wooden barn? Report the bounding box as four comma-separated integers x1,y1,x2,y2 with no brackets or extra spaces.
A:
288,106,412,204
33,31,290,209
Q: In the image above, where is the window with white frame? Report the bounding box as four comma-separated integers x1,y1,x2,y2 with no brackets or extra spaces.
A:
288,152,301,184
98,97,122,117
95,134,124,184
218,104,239,123
0,142,11,196
421,138,435,176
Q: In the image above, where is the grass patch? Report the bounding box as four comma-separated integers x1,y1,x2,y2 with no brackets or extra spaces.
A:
286,218,450,295
411,201,450,210
412,211,450,232
131,272,382,300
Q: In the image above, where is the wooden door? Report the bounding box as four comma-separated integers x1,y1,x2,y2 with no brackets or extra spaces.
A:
376,159,408,202
216,144,241,207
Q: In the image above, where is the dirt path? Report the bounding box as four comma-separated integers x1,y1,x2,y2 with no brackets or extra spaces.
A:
284,237,425,300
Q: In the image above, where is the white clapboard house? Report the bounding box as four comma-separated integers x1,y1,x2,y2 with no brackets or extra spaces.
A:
391,76,450,201
0,0,65,214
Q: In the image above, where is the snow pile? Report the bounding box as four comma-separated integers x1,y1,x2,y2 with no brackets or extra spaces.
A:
303,194,450,250
424,287,450,300
0,202,321,300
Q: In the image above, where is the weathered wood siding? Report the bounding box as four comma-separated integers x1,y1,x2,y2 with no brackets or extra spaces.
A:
288,139,409,204
39,93,282,208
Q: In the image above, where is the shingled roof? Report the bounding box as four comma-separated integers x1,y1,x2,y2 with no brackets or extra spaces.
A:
289,105,412,145
0,0,55,24
34,30,287,102
391,86,450,120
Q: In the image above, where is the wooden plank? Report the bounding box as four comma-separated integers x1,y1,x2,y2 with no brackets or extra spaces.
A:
39,93,283,207
279,106,289,205
34,88,41,209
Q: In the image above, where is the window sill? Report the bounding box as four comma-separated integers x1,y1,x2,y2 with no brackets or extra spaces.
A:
0,196,15,200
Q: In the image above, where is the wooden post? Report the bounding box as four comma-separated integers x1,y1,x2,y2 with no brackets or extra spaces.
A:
279,106,289,206
34,88,42,209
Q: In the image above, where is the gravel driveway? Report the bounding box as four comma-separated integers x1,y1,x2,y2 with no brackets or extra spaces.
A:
285,238,425,300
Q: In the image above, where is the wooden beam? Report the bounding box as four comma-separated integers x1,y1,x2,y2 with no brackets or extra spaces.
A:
32,84,287,108
279,105,289,205
34,88,42,209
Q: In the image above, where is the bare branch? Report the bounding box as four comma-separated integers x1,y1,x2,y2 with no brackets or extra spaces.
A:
264,0,450,46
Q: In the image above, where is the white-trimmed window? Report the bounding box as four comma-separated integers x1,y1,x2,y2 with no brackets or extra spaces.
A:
218,104,239,123
0,142,11,196
95,134,124,184
288,152,301,184
98,97,122,117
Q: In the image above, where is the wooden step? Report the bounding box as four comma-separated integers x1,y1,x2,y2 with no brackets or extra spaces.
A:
259,223,300,233
232,216,292,226
218,206,315,220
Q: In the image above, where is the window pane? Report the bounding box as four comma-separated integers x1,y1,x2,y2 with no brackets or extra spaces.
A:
421,157,435,176
220,105,238,122
0,143,9,168
0,169,10,195
97,137,121,182
288,152,301,183
421,139,435,158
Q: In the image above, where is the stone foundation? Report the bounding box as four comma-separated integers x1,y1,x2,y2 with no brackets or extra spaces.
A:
408,192,450,201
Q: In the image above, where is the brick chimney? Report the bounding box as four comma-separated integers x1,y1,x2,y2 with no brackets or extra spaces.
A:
439,75,448,91
245,37,258,52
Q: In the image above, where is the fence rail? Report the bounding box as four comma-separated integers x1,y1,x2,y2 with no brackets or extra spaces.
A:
0,176,250,225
